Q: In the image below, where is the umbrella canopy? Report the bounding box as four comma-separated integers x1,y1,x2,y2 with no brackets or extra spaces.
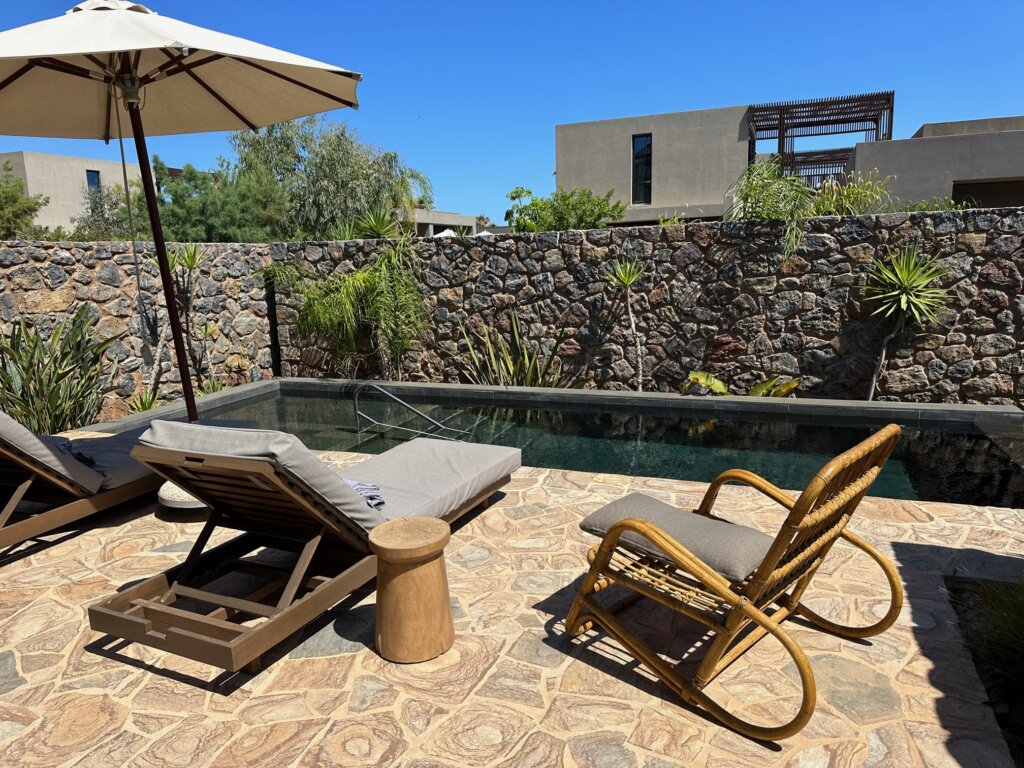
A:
0,1,362,422
0,0,361,139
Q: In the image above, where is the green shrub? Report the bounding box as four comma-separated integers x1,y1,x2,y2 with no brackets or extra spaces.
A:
812,170,895,217
724,158,813,259
685,371,799,397
262,236,427,378
0,306,122,433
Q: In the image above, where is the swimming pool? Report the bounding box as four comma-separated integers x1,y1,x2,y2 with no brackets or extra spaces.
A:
204,388,1024,508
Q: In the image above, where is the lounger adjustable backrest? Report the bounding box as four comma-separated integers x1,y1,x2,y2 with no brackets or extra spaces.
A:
0,411,103,497
134,421,388,553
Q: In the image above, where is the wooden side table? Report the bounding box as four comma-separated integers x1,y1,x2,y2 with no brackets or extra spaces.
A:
368,516,455,663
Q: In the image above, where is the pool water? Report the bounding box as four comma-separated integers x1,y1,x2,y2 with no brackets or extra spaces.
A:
206,392,1024,508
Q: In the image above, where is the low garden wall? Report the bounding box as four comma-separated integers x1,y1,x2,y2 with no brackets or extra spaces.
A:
1,206,1022,414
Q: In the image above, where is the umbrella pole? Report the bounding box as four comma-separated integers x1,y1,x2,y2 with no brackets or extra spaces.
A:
126,104,200,423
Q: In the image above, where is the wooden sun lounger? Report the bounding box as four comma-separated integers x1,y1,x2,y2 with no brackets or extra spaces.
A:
88,436,515,673
0,437,160,551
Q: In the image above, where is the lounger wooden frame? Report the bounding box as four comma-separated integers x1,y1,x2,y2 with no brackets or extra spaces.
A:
566,424,904,741
88,444,509,672
0,442,161,551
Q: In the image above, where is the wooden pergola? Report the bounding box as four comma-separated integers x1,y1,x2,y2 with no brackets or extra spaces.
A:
748,91,894,187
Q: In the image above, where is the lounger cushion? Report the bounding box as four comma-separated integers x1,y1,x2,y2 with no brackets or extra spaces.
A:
138,421,385,535
72,427,154,490
0,411,104,495
339,438,521,521
580,492,774,582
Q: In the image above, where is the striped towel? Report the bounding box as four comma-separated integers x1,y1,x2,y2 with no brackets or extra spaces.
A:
345,480,385,512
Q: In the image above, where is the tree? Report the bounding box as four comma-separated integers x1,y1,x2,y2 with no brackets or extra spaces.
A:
504,186,626,232
231,116,431,239
70,184,133,240
0,162,48,238
475,214,494,229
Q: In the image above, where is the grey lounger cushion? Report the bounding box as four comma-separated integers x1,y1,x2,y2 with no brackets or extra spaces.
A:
0,410,104,495
580,492,774,582
339,437,521,522
139,421,384,535
72,427,154,490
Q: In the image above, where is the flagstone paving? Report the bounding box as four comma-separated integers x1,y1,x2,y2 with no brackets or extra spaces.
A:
0,453,1021,767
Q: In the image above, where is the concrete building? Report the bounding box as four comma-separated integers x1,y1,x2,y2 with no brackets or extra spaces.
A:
847,117,1024,208
556,106,750,222
0,150,141,230
557,96,1024,222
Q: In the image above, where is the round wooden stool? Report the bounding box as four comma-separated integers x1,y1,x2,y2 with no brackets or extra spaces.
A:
368,517,454,663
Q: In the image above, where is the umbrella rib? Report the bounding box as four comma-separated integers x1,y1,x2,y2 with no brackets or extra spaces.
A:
32,57,108,82
228,56,357,108
165,51,257,131
0,62,34,95
142,53,223,85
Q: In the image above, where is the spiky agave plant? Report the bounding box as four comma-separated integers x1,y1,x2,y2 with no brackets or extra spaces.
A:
604,257,648,391
863,245,950,400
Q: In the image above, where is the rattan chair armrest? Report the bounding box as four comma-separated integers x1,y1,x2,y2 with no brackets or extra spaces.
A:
696,468,797,516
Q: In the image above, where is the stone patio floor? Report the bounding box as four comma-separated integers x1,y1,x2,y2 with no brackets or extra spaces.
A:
0,452,1021,767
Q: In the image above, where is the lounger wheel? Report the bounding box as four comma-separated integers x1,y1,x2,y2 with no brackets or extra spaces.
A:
795,530,903,639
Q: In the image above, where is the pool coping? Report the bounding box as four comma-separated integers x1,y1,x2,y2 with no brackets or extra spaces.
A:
91,377,1024,436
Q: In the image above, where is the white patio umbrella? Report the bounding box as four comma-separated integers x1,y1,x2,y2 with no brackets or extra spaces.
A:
0,0,361,421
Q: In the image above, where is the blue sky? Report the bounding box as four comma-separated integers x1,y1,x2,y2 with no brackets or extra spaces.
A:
1,1,1022,223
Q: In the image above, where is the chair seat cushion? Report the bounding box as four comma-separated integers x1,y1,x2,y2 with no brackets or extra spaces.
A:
340,438,521,522
579,492,774,582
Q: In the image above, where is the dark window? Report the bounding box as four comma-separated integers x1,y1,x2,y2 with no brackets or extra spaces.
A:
86,169,101,192
632,134,652,204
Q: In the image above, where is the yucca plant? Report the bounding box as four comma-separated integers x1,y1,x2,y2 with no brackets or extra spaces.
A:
127,387,160,413
461,310,575,388
863,245,950,400
197,378,227,396
604,256,648,392
356,205,401,240
332,220,359,241
0,306,122,433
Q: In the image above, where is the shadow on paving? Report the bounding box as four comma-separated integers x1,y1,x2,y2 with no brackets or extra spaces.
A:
893,542,1024,768
0,499,159,567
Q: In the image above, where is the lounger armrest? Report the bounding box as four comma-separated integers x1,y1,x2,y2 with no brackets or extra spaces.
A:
696,469,796,517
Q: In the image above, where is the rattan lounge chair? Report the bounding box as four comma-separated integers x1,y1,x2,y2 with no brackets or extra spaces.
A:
566,424,903,741
88,421,521,672
0,412,161,551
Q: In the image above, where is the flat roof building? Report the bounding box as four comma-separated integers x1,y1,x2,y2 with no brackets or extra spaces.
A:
0,150,141,231
556,94,1024,223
